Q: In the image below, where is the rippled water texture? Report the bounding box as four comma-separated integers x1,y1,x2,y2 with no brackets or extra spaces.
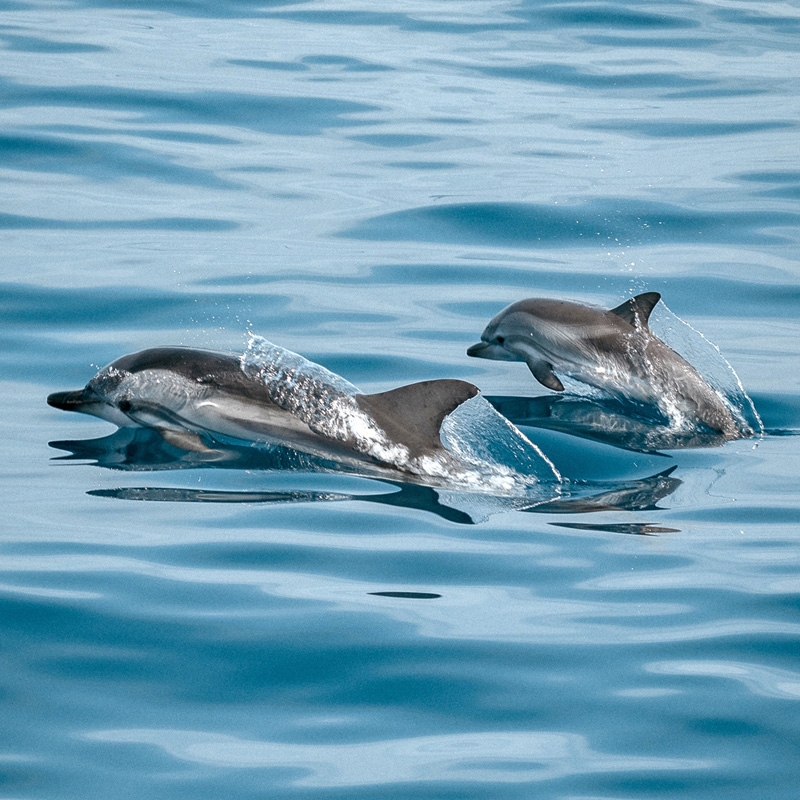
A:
2,1,800,798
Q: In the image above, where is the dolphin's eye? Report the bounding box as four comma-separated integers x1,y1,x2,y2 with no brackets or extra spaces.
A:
118,398,132,413
496,336,505,344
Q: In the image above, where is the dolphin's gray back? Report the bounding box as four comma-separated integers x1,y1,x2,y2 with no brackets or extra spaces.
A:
110,347,268,404
509,298,627,328
509,293,661,331
507,298,634,361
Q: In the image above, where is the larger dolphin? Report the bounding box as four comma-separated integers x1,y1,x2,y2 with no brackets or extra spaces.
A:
467,292,742,438
47,346,480,475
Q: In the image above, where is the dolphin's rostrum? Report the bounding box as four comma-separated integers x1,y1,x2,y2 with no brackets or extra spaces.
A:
467,292,745,438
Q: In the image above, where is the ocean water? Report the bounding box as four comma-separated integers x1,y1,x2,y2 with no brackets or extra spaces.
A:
2,0,800,797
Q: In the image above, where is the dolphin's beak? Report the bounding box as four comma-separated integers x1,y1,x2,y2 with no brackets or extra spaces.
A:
47,389,94,412
48,387,136,427
467,341,491,358
467,341,522,362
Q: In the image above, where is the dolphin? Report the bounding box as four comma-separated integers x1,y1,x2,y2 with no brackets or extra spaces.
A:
47,346,480,475
467,292,742,438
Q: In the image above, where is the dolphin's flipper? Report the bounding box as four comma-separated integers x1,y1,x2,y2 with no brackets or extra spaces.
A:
158,428,216,454
525,359,565,392
608,292,661,328
355,380,479,458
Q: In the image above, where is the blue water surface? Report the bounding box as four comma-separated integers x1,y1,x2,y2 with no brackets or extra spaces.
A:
2,1,800,798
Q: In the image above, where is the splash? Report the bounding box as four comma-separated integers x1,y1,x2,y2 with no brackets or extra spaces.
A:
648,302,763,438
239,334,425,470
441,395,561,484
239,334,559,494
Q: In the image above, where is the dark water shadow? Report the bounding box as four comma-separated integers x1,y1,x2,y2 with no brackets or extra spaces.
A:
339,199,800,248
747,392,800,437
3,79,377,137
486,394,732,453
548,522,679,536
65,0,297,19
0,131,240,188
49,427,682,528
0,212,236,232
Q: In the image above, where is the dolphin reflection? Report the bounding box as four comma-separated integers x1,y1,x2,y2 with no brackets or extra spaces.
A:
50,427,682,528
487,394,733,452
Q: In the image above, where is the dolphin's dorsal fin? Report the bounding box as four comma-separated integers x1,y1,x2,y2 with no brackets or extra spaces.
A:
609,292,661,328
355,380,479,458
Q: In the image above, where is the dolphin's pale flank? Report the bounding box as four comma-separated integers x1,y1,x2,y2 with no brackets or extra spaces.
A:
467,292,742,438
47,346,479,475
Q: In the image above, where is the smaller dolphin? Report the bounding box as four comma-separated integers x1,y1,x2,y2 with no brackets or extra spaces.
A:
467,292,742,438
47,345,481,478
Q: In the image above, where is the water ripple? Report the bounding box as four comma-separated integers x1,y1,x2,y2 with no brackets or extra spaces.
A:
0,212,236,231
2,80,378,136
648,660,800,701
85,727,711,786
587,120,796,138
475,63,712,91
0,132,238,187
0,32,106,52
4,555,799,646
341,200,800,247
